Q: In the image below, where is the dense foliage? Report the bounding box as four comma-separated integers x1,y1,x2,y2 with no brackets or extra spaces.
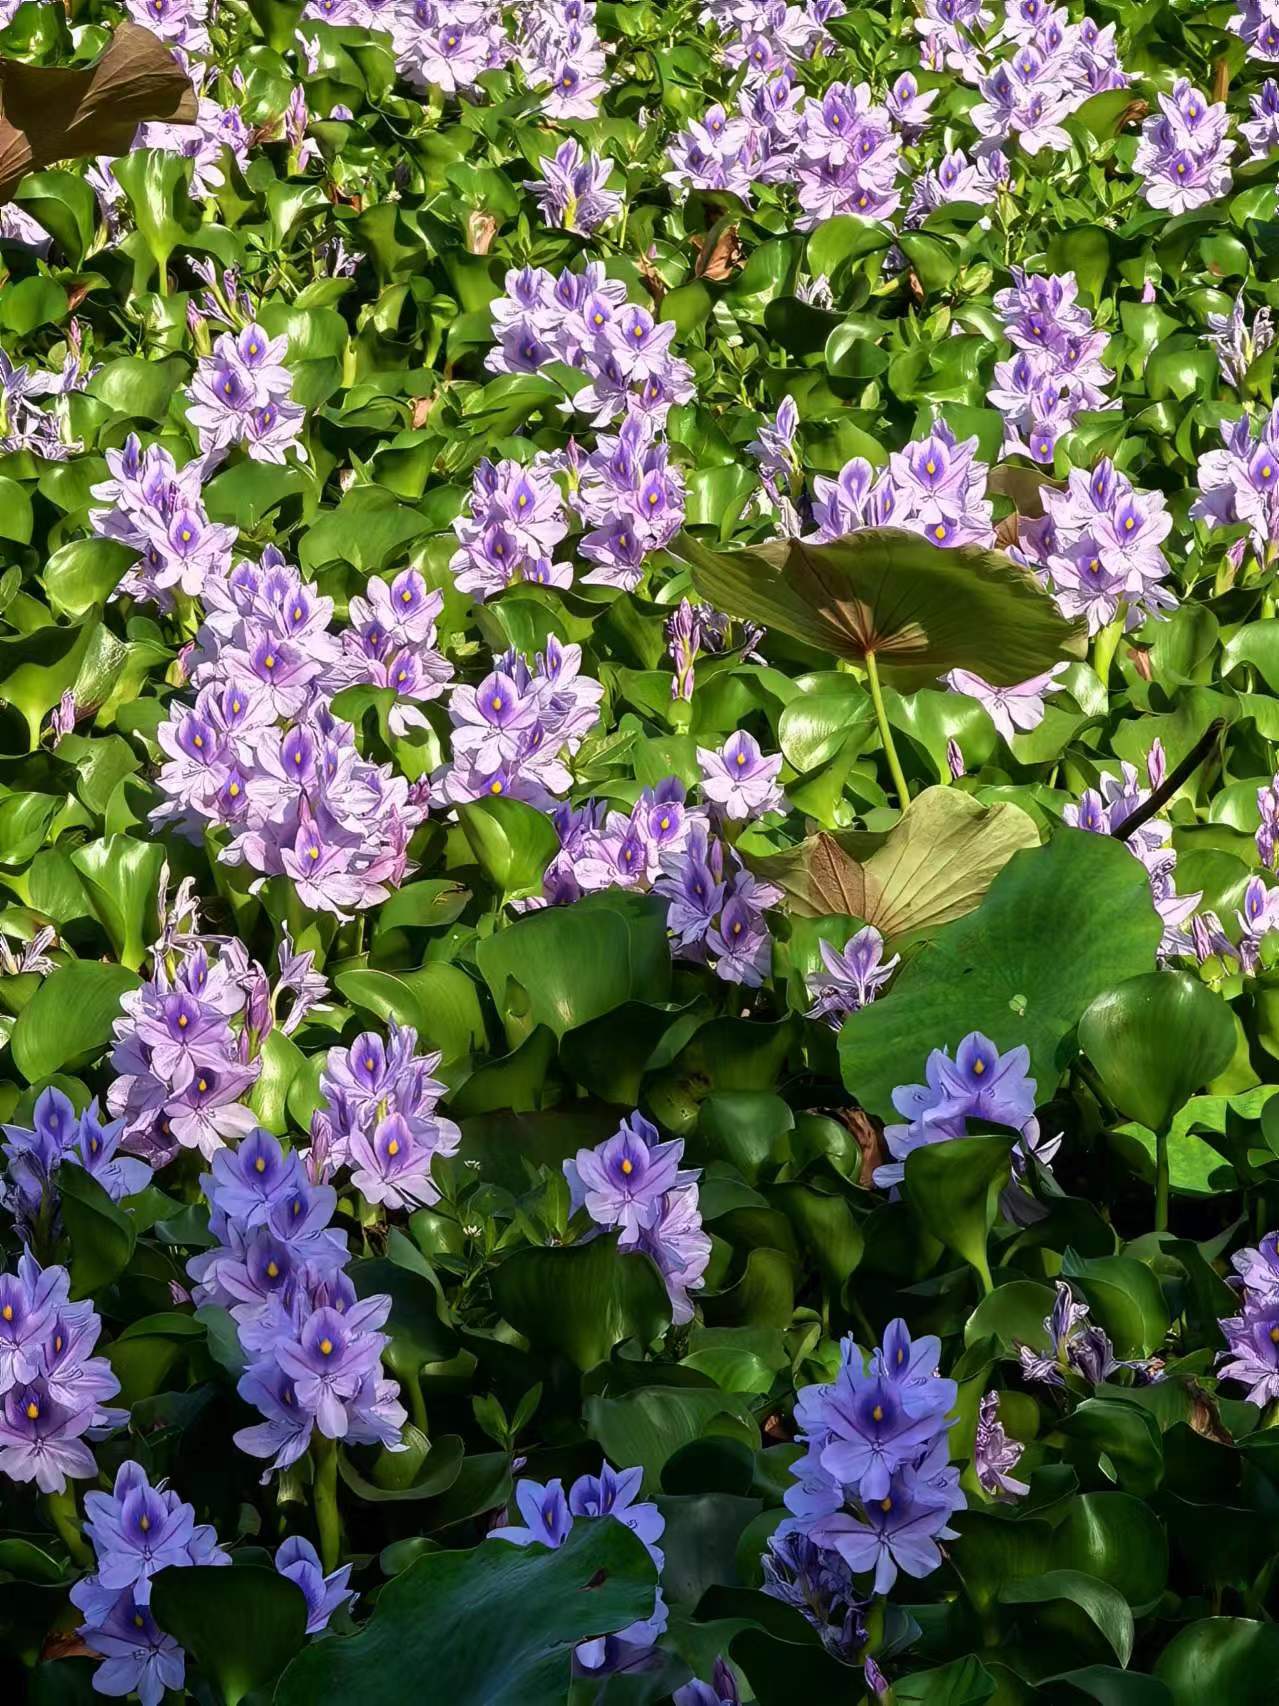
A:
5,0,1279,1700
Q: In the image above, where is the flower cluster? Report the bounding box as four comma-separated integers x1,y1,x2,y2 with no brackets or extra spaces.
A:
1134,79,1235,214
1230,0,1279,62
778,1320,964,1593
666,77,904,228
1205,293,1275,391
809,421,993,549
1018,458,1176,634
806,926,899,1026
70,1461,228,1706
1194,401,1279,557
704,0,844,78
91,433,237,608
1242,78,1279,158
151,547,433,916
572,411,688,590
449,457,570,600
186,320,305,468
761,1528,869,1660
878,1030,1057,1203
491,1461,666,1673
1,1088,151,1231
518,0,610,119
389,2,511,95
0,341,92,461
987,268,1115,464
970,11,1128,158
434,636,602,806
1063,750,1202,958
319,1022,461,1203
565,1112,711,1323
488,261,694,427
698,730,785,822
666,600,765,702
524,139,620,234
188,1127,406,1472
1217,1229,1279,1403
655,825,783,986
0,1254,122,1493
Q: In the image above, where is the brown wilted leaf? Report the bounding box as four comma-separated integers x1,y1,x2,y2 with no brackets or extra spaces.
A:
907,268,925,305
411,393,436,430
763,1410,793,1443
987,463,1067,520
1187,1378,1234,1444
465,210,499,256
41,1631,96,1662
836,1107,887,1189
994,511,1020,551
692,221,743,281
635,249,667,307
1128,646,1154,683
0,22,197,202
1113,98,1149,133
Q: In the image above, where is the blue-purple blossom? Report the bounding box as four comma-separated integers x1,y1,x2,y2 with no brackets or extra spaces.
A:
698,731,786,822
877,1031,1046,1189
1134,80,1235,213
490,1461,666,1674
1218,1230,1279,1402
806,928,899,1025
275,1534,356,1632
524,139,621,233
69,1584,185,1706
83,1460,229,1604
761,1529,868,1661
974,1390,1028,1499
675,1657,740,1706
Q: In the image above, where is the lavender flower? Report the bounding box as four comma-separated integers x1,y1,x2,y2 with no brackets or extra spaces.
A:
942,664,1068,743
1207,294,1276,390
320,1022,460,1183
974,1390,1028,1499
1218,1230,1279,1402
491,1461,666,1675
83,1461,229,1604
697,731,786,822
69,1586,186,1706
1018,1280,1146,1387
524,139,621,234
275,1534,356,1632
1134,80,1235,213
780,1320,964,1595
806,928,899,1025
675,1658,740,1706
987,267,1115,463
761,1529,868,1661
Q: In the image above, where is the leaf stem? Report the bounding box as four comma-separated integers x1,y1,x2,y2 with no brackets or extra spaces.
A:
312,1434,342,1574
864,650,910,809
1155,1128,1170,1234
1091,613,1124,688
45,1484,92,1568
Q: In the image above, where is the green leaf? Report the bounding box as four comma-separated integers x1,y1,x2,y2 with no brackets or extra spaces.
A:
491,1234,671,1372
1059,1253,1169,1359
1154,1619,1279,1705
999,1570,1133,1667
0,615,97,749
1059,1398,1163,1497
673,526,1081,689
841,832,1161,1118
334,964,484,1070
904,1134,1012,1292
69,835,166,971
56,1161,136,1299
11,959,138,1081
458,795,559,904
893,1655,999,1705
475,891,671,1042
13,169,98,266
150,1565,308,1706
1054,1492,1169,1609
338,1433,464,1502
274,1517,657,1706
1078,972,1238,1135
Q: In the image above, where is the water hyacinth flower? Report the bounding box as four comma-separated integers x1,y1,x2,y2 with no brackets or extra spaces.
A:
1134,80,1235,213
1206,293,1276,389
70,1585,186,1706
274,1534,356,1632
524,139,621,233
1218,1229,1279,1402
675,1657,740,1706
83,1460,229,1603
974,1390,1029,1499
806,928,900,1025
942,664,1068,743
778,1319,964,1595
760,1528,869,1660
877,1031,1046,1189
566,1112,711,1322
1018,1280,1158,1388
491,1461,667,1674
697,731,786,821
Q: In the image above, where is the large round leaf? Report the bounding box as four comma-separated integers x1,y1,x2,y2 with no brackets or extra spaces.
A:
150,1565,307,1706
490,1234,672,1372
11,959,139,1082
1154,1618,1279,1706
1077,972,1238,1134
840,831,1161,1119
275,1516,657,1706
672,526,1082,689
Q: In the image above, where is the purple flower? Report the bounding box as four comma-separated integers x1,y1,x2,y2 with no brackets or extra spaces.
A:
625,1184,712,1325
697,731,786,822
1018,1281,1133,1388
349,1111,456,1211
70,1586,185,1706
276,1297,391,1438
877,1031,1043,1189
675,1658,740,1706
974,1390,1029,1499
1218,1231,1279,1403
524,139,621,234
0,1251,65,1393
761,1529,868,1661
275,1534,356,1633
806,928,900,1025
83,1461,229,1604
0,1380,99,1492
564,1112,693,1233
1134,81,1235,213
943,665,1068,743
